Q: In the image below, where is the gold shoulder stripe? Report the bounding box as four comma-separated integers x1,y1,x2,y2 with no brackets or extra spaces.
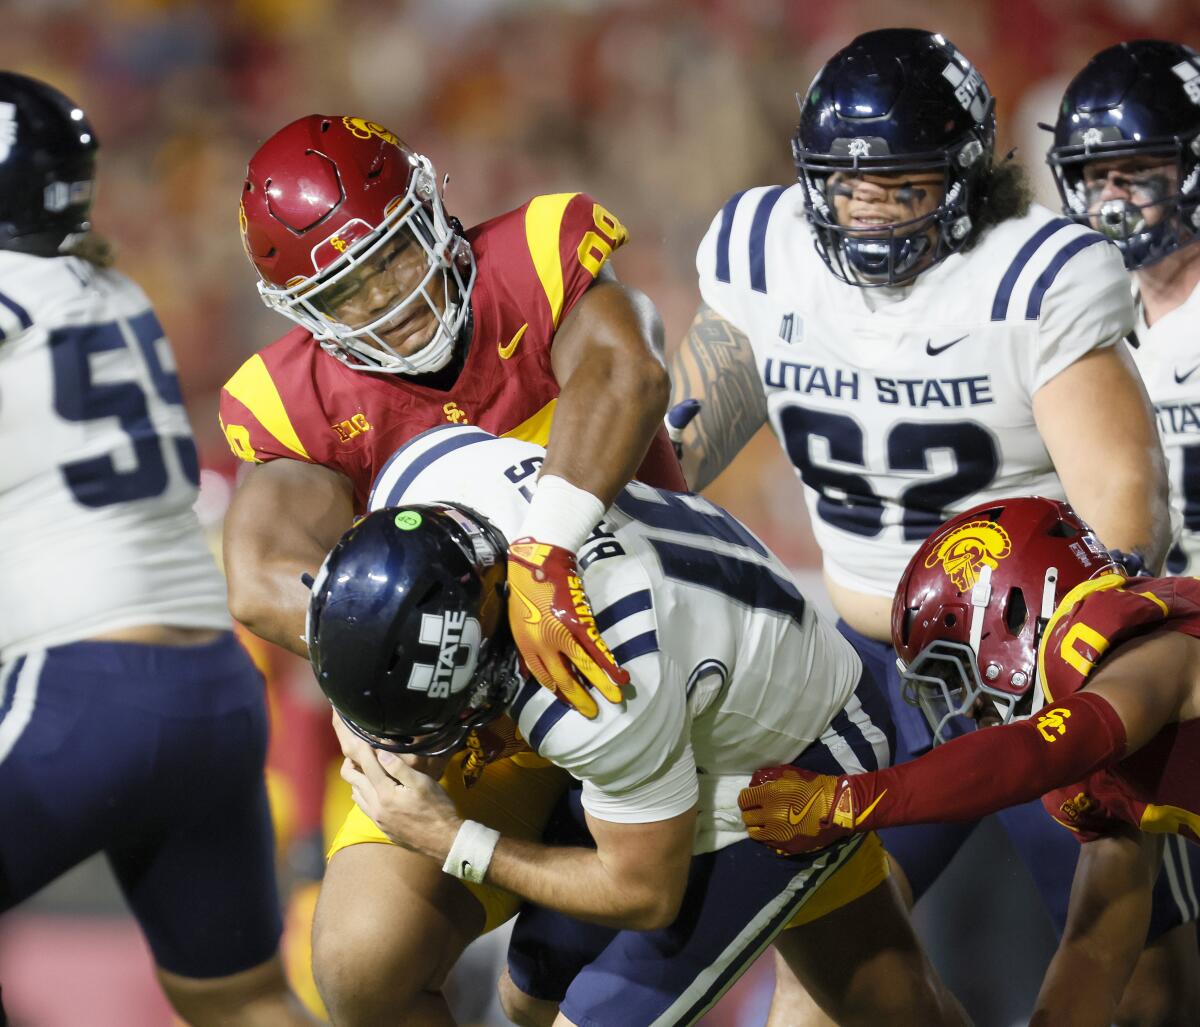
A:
501,398,556,448
1135,589,1170,616
223,354,311,461
525,194,578,328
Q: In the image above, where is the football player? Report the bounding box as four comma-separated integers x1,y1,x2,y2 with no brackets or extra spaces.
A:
738,496,1200,1027
667,26,1195,1024
1046,40,1200,579
0,74,310,1024
219,115,684,1022
307,425,966,1027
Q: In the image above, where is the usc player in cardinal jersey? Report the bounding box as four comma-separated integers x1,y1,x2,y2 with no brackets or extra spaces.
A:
219,114,684,1023
740,497,1200,1026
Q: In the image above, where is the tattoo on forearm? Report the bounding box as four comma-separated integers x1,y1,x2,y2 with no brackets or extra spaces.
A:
669,305,768,489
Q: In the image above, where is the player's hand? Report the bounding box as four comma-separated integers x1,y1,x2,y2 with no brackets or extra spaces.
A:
738,766,857,855
665,399,702,462
332,713,461,860
506,538,629,718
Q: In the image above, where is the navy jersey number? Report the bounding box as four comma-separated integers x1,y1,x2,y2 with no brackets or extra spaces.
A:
779,406,1000,541
613,485,805,621
50,312,198,508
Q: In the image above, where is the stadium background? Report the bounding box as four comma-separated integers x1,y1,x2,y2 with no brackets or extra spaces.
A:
2,0,1198,1024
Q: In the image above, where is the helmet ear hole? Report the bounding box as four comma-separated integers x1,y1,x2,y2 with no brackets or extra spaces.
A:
1046,520,1078,538
943,612,957,627
1005,587,1028,634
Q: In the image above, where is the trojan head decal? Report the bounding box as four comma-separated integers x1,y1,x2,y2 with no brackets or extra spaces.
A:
925,519,1012,591
342,116,402,148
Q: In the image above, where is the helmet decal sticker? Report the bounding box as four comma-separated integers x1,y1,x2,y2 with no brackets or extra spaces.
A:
342,116,402,147
407,611,482,698
0,102,17,163
924,518,1013,591
394,511,423,530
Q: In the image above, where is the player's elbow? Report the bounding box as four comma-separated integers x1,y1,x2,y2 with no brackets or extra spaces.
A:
225,575,270,637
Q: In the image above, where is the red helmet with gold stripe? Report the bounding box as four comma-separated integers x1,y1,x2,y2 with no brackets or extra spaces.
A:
239,114,475,375
890,497,1119,743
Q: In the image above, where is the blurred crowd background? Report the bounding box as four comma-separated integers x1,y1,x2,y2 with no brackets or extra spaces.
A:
2,0,1199,1024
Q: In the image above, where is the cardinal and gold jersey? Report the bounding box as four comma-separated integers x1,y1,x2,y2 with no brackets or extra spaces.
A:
0,251,228,659
219,193,684,509
1128,281,1200,575
1038,574,1200,844
369,426,883,854
696,187,1133,596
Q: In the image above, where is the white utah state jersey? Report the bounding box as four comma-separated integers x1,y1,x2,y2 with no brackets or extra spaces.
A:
697,186,1134,596
1129,279,1200,576
0,251,228,658
370,426,873,853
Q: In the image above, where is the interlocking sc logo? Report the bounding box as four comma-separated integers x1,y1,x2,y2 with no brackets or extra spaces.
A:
1036,707,1072,742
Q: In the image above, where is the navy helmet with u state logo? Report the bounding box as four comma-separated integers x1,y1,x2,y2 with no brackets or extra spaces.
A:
1046,40,1200,270
306,504,522,756
0,72,98,256
793,28,996,286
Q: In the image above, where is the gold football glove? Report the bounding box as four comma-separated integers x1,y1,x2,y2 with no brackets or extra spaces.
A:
506,538,629,718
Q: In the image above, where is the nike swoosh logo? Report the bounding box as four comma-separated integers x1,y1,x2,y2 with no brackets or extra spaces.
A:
788,790,824,826
510,584,542,625
1176,364,1200,384
460,860,472,876
855,789,888,825
498,322,529,360
925,334,969,356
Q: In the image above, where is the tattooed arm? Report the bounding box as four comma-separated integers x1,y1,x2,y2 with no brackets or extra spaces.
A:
668,303,768,491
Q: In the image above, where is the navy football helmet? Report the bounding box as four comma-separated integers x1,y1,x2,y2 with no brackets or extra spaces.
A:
0,72,98,256
794,28,996,286
1047,40,1200,270
306,504,522,756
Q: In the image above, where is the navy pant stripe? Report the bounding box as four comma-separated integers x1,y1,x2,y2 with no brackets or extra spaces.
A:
658,834,867,1026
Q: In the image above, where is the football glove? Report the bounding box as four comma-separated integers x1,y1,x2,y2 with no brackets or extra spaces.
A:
665,399,702,462
1107,548,1153,577
738,765,866,855
507,538,629,718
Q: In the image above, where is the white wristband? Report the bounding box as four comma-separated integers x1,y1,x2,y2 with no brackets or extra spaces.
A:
518,474,605,552
442,820,501,885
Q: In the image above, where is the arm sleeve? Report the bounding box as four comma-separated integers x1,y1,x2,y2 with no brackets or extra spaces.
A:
1031,235,1135,393
845,691,1128,830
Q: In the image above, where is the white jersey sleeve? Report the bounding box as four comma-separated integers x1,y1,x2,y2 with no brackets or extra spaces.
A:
0,252,228,657
1023,230,1132,391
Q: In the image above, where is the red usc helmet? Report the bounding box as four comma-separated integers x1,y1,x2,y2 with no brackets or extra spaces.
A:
891,497,1119,742
239,114,476,375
